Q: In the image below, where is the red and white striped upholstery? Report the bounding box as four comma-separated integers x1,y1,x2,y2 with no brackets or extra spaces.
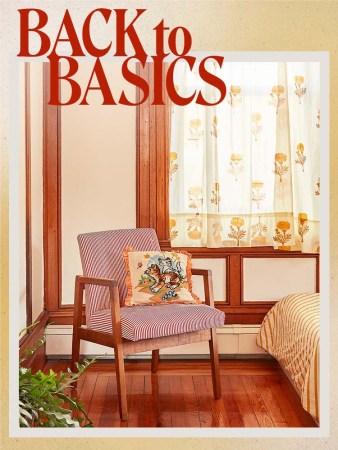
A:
77,228,225,339
90,304,225,341
78,229,160,326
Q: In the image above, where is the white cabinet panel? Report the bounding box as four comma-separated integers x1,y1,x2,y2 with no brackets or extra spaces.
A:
46,325,264,357
191,258,226,302
243,257,317,301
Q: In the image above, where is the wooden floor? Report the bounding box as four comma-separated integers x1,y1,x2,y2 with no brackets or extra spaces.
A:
43,359,318,428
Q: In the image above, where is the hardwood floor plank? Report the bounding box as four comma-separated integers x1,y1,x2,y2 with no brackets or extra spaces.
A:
66,366,87,423
99,376,121,427
87,375,109,427
143,374,160,427
268,378,304,427
228,375,260,427
169,376,187,427
78,372,99,424
205,374,231,427
43,360,68,374
221,376,245,427
127,375,145,427
240,376,275,427
252,375,289,427
158,375,172,427
193,375,213,427
181,375,201,427
279,375,318,427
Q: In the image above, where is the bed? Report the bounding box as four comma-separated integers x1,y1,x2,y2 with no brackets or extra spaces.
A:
257,293,320,422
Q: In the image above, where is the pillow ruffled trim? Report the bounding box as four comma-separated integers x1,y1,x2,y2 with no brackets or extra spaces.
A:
123,246,135,307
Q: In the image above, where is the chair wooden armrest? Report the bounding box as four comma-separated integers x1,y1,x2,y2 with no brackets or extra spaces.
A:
75,272,121,320
191,268,214,307
72,274,122,373
75,275,117,288
74,274,121,325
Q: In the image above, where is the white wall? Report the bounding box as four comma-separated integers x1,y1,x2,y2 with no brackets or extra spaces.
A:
30,63,44,321
61,61,136,304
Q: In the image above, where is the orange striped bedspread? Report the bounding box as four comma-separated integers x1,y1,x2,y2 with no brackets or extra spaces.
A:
257,293,320,422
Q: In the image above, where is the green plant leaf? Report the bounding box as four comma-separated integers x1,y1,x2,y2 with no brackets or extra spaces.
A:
19,329,96,427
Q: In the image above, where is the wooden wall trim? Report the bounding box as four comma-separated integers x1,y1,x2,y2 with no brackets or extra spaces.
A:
136,63,170,243
316,255,320,292
42,62,79,324
19,309,49,370
43,62,62,312
160,245,318,256
25,62,32,329
48,306,86,325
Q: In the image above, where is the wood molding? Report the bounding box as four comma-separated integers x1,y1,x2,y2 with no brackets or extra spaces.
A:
19,310,49,370
48,306,86,325
160,244,317,256
316,254,320,292
218,305,275,325
25,62,33,329
136,63,170,242
43,62,62,312
223,313,270,325
229,254,241,307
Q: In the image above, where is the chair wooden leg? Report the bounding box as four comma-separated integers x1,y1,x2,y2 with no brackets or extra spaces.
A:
114,344,128,420
209,328,221,399
71,277,84,386
70,330,80,389
151,349,159,373
71,330,81,372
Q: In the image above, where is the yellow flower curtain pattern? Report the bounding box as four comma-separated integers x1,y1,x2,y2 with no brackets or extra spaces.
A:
169,62,320,252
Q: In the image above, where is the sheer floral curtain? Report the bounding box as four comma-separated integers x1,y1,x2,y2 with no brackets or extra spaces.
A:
169,61,320,253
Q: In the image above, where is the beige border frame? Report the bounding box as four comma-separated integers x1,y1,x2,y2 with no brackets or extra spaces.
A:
1,1,337,448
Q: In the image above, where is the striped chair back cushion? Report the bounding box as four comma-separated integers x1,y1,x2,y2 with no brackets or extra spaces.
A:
77,229,160,323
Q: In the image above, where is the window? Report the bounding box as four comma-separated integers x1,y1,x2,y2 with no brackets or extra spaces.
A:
136,62,319,323
169,61,320,252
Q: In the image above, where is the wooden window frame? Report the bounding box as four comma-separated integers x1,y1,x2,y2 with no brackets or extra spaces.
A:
136,63,319,324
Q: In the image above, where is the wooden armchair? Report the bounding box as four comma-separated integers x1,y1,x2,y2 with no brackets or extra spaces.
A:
71,229,224,420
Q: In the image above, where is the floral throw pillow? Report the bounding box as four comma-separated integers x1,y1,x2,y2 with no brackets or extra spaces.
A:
123,248,201,306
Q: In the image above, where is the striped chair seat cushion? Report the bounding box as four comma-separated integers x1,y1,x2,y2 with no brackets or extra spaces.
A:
89,304,225,341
